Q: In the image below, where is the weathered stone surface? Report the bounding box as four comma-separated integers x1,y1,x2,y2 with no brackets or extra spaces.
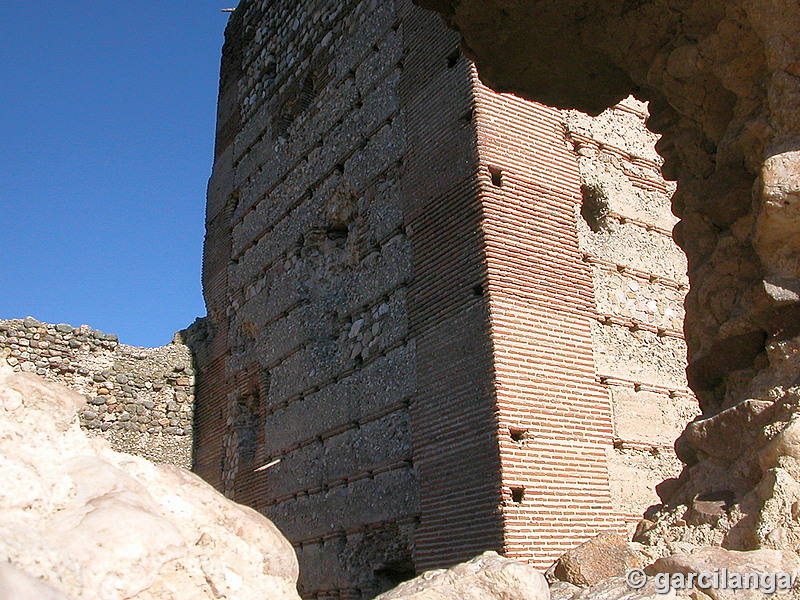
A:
684,492,736,528
549,581,581,600
568,97,696,523
550,532,645,587
678,400,774,462
374,551,548,600
0,361,300,600
560,576,677,600
0,562,72,600
545,544,800,599
760,419,800,471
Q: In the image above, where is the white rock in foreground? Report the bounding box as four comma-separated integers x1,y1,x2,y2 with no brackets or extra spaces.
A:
0,362,301,600
374,551,548,600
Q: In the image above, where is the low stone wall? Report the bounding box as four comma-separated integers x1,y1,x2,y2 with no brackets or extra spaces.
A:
0,316,195,467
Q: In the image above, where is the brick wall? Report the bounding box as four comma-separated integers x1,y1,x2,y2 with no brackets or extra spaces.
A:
473,83,623,567
399,3,505,571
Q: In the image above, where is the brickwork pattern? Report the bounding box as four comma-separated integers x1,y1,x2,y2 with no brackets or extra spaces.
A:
473,82,623,566
397,4,508,573
0,317,195,467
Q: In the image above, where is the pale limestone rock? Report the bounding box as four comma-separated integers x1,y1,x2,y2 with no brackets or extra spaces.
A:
760,419,800,471
374,551,548,600
0,561,71,600
755,150,800,277
0,361,300,600
549,581,581,600
680,400,774,462
547,545,800,600
648,547,800,600
564,576,677,600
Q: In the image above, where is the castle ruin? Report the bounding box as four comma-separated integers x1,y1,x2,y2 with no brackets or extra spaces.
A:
418,0,800,569
193,1,697,598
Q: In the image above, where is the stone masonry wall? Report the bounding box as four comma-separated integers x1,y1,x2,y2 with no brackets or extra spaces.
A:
416,0,800,556
197,1,418,598
565,98,699,528
0,317,195,467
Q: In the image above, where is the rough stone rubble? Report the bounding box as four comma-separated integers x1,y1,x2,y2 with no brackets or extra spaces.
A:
0,316,196,467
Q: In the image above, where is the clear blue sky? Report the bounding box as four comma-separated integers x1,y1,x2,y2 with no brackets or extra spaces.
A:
1,2,235,347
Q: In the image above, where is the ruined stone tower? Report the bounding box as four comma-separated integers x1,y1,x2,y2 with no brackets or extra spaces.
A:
194,0,694,597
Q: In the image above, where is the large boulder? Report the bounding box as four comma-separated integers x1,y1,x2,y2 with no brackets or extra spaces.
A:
549,532,646,586
0,361,301,600
374,551,548,600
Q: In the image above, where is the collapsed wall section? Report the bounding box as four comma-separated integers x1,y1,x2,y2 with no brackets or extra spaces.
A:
197,1,418,597
564,99,699,527
0,317,195,467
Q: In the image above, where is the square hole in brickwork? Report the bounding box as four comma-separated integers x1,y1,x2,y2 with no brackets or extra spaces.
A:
472,284,484,297
446,49,460,68
510,486,525,504
509,427,527,443
488,166,502,187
